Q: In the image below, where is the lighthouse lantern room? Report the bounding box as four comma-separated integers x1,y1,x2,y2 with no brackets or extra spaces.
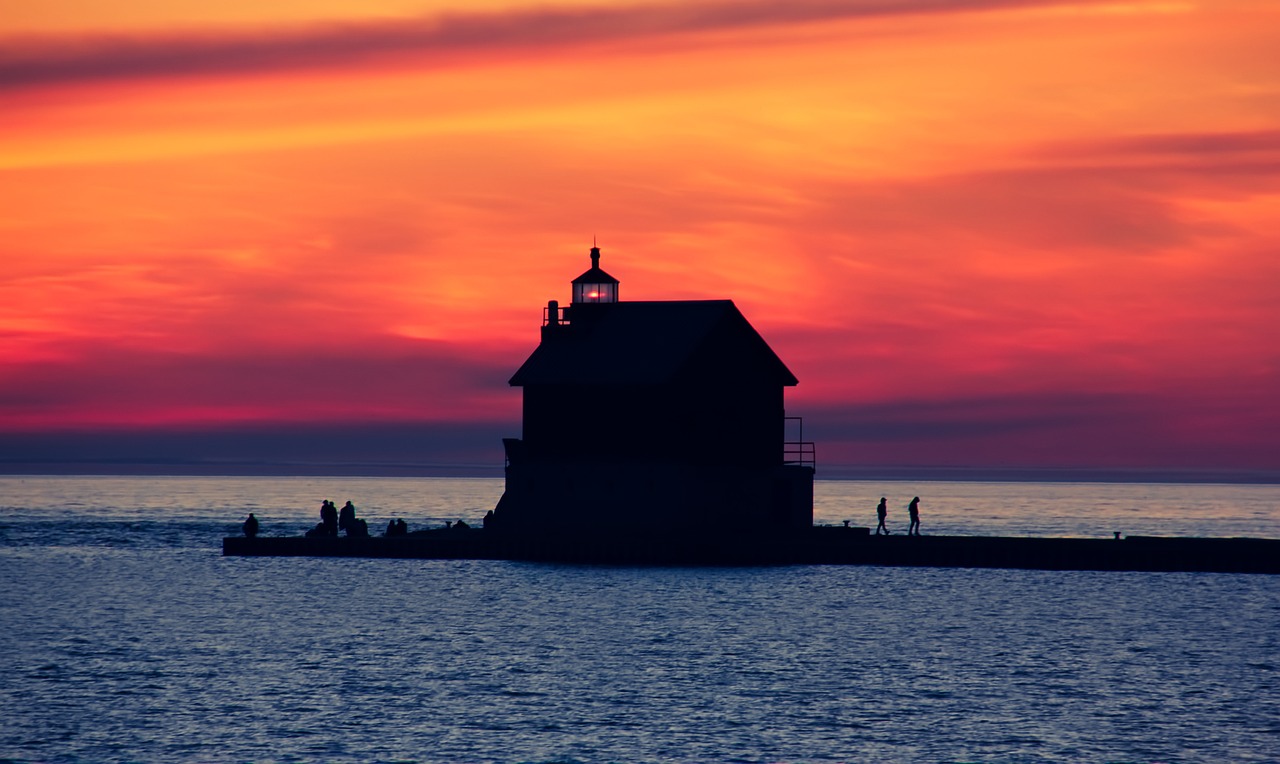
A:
571,246,619,304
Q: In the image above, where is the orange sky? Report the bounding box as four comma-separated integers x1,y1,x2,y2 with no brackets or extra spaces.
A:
2,0,1278,474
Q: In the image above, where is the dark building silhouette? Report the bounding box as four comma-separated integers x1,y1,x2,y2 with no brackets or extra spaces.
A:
493,246,814,538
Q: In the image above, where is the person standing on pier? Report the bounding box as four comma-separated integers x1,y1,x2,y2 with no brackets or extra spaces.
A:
320,500,338,536
242,513,259,538
875,497,890,535
907,496,921,536
339,500,356,534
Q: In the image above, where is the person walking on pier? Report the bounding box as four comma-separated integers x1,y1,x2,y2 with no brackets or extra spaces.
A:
907,496,921,536
875,497,890,535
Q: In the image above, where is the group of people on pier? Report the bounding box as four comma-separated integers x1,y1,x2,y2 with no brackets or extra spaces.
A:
875,496,921,536
234,500,476,539
303,499,368,537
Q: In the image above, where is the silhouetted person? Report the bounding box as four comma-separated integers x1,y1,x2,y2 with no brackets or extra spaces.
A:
386,519,397,537
320,500,338,537
875,497,889,535
339,501,356,533
907,496,921,536
243,513,259,538
395,518,408,535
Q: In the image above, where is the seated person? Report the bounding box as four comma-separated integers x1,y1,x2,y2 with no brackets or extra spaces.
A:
347,517,369,538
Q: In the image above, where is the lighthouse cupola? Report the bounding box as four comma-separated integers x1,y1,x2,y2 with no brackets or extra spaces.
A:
571,245,619,304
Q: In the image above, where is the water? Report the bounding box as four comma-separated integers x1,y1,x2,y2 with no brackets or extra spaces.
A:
2,477,1278,763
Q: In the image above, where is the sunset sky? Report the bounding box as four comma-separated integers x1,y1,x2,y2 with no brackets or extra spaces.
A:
3,0,1278,476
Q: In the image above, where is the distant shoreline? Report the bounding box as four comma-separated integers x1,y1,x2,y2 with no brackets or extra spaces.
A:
2,461,1277,484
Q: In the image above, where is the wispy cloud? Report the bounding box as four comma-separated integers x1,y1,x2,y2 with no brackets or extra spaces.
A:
1037,129,1280,161
802,131,1280,255
0,0,1085,90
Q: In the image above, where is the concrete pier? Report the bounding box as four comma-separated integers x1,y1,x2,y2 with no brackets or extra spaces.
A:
224,529,1280,573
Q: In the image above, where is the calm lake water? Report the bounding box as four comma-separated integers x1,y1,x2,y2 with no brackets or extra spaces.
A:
2,477,1278,763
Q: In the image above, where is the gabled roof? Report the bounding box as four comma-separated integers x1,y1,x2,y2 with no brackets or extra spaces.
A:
509,300,798,387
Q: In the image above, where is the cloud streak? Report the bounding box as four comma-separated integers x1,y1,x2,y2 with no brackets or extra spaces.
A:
1038,129,1280,161
0,339,521,429
0,0,1085,90
806,387,1280,471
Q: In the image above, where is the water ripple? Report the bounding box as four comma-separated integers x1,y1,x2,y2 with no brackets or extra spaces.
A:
3,480,1280,762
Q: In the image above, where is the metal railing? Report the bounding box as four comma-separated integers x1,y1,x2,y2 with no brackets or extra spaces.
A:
783,416,816,468
542,305,567,327
784,440,816,468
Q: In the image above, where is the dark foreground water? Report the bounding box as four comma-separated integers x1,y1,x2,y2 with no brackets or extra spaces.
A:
2,477,1278,763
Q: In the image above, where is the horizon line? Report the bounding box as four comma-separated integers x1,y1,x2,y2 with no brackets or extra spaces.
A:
2,461,1277,485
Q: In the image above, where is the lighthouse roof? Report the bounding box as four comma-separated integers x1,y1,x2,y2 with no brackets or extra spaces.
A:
572,245,618,285
509,300,797,387
572,264,618,284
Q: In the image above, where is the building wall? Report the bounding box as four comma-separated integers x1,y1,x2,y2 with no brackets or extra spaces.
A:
494,459,813,536
502,300,807,536
521,382,782,467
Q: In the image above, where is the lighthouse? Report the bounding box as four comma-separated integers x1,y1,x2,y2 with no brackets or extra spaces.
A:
493,245,814,540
